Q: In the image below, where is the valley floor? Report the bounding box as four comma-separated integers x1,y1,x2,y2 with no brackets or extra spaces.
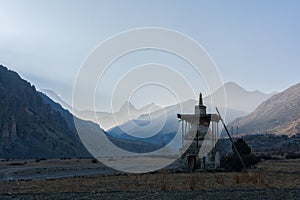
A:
0,158,299,199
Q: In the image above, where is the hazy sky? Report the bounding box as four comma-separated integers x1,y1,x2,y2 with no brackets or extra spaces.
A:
0,0,299,110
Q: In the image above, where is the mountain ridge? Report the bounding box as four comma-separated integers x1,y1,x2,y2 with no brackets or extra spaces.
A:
43,81,274,130
228,82,300,136
0,65,91,159
204,81,275,114
41,89,162,130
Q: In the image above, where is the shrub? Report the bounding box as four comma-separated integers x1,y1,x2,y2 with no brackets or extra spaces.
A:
243,154,261,168
285,152,300,159
221,153,261,171
35,158,46,162
232,138,251,156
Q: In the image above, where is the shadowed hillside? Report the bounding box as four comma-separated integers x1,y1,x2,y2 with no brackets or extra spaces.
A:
0,65,91,159
229,83,300,136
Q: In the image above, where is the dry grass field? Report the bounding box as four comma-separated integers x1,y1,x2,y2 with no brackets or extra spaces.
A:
0,158,299,199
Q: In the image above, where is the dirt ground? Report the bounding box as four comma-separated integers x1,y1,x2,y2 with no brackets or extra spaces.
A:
0,158,299,199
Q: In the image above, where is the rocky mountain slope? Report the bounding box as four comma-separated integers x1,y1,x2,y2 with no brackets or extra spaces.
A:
0,65,93,159
229,83,300,136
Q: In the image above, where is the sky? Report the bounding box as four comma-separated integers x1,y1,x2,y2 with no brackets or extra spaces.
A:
0,0,299,111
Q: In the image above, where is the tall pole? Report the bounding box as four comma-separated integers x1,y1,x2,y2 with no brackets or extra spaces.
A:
215,107,247,171
182,120,184,147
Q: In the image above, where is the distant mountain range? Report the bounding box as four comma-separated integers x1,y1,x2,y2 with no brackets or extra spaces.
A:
229,83,300,136
42,81,275,152
42,89,161,131
204,81,276,114
0,65,161,159
43,81,274,130
107,100,192,153
106,82,275,149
